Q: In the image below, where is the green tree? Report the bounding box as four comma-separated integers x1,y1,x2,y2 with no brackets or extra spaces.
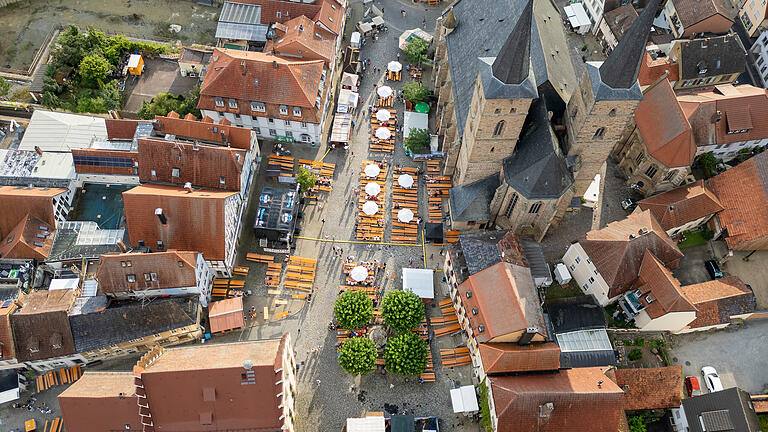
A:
403,38,430,64
333,290,374,330
628,416,647,432
51,24,90,68
78,54,112,86
384,332,428,376
77,95,109,113
402,80,431,104
698,151,717,177
382,290,425,332
404,128,430,154
337,337,377,375
137,86,201,119
628,348,643,361
296,166,317,193
0,77,9,97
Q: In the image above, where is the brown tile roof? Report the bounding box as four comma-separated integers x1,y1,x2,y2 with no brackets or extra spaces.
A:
198,48,324,114
490,367,624,432
314,0,344,35
122,184,238,261
634,78,696,168
105,119,140,140
580,210,683,297
0,297,19,361
208,296,245,333
0,186,67,239
638,51,679,87
479,342,560,374
136,137,247,192
707,152,768,250
671,0,732,28
637,180,724,231
604,4,639,43
58,372,140,432
633,250,696,319
95,251,198,295
265,15,335,64
11,289,76,362
234,0,322,26
681,276,756,327
457,262,547,344
0,213,54,261
611,366,683,410
154,114,253,150
59,371,136,398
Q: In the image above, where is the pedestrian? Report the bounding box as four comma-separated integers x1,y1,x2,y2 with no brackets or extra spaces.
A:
316,379,322,386
297,328,301,334
322,218,326,224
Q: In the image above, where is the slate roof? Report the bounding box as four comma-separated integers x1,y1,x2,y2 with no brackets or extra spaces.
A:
579,210,683,297
637,180,723,231
479,342,561,374
559,349,617,369
444,0,575,136
449,174,499,222
611,366,683,410
491,0,532,86
502,99,572,199
450,230,525,282
678,35,746,81
489,367,625,432
681,387,761,432
599,0,661,89
681,276,756,328
545,295,607,334
69,295,199,353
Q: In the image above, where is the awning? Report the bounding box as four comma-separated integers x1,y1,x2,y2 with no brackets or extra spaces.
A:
346,416,385,432
341,72,359,90
331,113,352,143
337,89,359,112
404,111,429,138
402,268,434,299
425,222,443,242
450,385,479,413
564,3,591,31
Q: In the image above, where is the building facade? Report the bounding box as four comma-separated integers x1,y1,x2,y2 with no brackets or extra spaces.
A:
751,30,768,87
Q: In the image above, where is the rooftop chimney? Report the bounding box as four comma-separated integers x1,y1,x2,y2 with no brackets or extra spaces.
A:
518,327,538,346
184,182,193,192
34,146,43,155
273,60,278,70
117,240,127,253
155,208,167,225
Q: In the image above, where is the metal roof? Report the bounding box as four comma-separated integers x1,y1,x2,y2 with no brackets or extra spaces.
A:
19,110,107,152
215,22,269,42
555,329,612,352
220,1,262,24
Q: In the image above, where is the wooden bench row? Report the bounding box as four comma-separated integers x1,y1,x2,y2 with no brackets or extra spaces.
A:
246,253,274,263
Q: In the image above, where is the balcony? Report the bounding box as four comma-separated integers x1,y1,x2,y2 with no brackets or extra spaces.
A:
618,290,644,320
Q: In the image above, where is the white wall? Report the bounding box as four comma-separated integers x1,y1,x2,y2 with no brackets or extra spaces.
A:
201,111,321,144
667,215,712,237
76,173,139,185
635,309,697,332
195,253,214,306
584,0,605,32
223,193,241,275
753,30,768,87
696,138,768,160
562,243,611,305
671,406,689,431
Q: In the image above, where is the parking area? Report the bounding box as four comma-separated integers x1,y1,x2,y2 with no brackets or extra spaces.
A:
672,241,719,286
668,319,768,394
122,57,198,113
722,250,768,309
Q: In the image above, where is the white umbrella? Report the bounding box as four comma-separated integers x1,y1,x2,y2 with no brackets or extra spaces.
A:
350,265,368,282
375,127,392,140
363,201,379,215
365,182,381,196
364,164,381,178
398,208,414,223
387,61,402,72
377,86,393,98
398,174,414,189
376,109,391,122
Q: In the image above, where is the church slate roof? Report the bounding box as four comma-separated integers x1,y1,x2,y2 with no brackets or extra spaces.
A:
491,0,533,85
449,174,501,222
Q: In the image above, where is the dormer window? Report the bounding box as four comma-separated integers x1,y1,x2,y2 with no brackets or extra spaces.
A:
228,99,238,109
215,97,224,108
293,107,302,117
126,274,136,283
279,105,289,115
466,291,472,298
251,102,266,112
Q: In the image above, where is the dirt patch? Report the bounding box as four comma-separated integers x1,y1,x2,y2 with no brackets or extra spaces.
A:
0,0,219,71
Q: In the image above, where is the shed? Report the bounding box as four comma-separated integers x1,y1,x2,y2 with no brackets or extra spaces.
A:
450,385,479,413
425,222,443,243
564,3,591,34
127,54,145,76
402,268,434,301
208,296,245,333
390,415,415,432
554,263,572,285
346,415,385,432
330,113,353,144
403,111,429,138
351,32,361,49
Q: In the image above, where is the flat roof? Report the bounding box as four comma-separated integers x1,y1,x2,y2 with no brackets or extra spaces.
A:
402,268,434,299
145,339,281,372
59,371,135,398
555,329,613,352
0,149,75,180
19,111,107,152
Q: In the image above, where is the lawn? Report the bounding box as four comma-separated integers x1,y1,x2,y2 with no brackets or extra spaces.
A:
545,279,583,300
678,230,707,248
759,413,768,431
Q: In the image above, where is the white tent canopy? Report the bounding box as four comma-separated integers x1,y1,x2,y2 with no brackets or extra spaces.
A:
375,127,391,140
376,109,391,122
346,416,385,432
398,174,414,188
397,207,414,223
362,201,379,215
365,182,381,196
583,173,600,207
350,265,369,282
377,86,393,98
450,385,479,413
387,61,402,72
564,3,591,34
404,111,428,138
337,89,359,113
402,268,434,299
398,28,433,50
364,164,380,177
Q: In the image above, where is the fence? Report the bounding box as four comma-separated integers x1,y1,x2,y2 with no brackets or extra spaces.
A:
0,24,61,78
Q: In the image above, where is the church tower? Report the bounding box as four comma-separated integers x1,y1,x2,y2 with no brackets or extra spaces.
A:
565,0,661,195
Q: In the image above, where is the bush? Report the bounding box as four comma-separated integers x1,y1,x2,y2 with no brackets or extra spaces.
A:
337,337,377,375
628,348,643,361
403,38,430,64
697,152,717,177
478,379,493,432
382,290,425,332
404,128,430,154
628,416,647,432
333,290,374,330
384,332,428,376
78,53,112,86
701,228,714,241
137,85,201,119
0,77,9,97
402,80,431,104
633,338,645,347
296,166,317,193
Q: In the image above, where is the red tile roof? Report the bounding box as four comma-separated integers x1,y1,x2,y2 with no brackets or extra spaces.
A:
490,367,624,432
681,276,756,327
208,296,245,333
580,210,683,297
479,342,560,374
634,78,696,168
154,115,253,150
136,137,247,192
105,119,141,140
198,48,324,115
638,52,679,87
59,372,139,432
457,262,547,344
637,180,723,231
632,250,696,319
122,184,238,261
265,15,335,64
707,152,768,250
314,0,344,35
95,251,199,295
0,213,54,261
611,366,683,410
234,0,344,34
0,186,67,239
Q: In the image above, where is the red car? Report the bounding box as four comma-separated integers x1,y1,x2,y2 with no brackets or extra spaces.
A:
685,376,702,397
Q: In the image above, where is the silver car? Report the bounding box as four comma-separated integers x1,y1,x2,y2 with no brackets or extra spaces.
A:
701,366,724,392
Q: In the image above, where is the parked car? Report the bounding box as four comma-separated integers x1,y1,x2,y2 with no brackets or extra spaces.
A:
621,198,636,210
705,260,723,279
685,376,702,397
702,366,724,392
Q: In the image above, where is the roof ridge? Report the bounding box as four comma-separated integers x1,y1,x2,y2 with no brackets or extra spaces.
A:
491,0,532,85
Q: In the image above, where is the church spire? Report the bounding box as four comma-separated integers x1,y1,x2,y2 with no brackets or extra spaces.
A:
598,0,661,89
491,0,533,85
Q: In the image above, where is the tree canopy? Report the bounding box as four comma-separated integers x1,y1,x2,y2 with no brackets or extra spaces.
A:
137,85,201,119
384,332,428,376
402,80,431,104
403,38,430,64
404,128,430,154
78,54,113,86
333,290,374,330
337,337,377,375
0,77,10,97
382,290,425,332
296,166,317,193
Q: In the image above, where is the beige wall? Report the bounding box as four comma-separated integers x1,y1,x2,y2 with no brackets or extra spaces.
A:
740,0,768,37
489,182,572,242
563,243,612,305
613,128,690,196
635,309,697,332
